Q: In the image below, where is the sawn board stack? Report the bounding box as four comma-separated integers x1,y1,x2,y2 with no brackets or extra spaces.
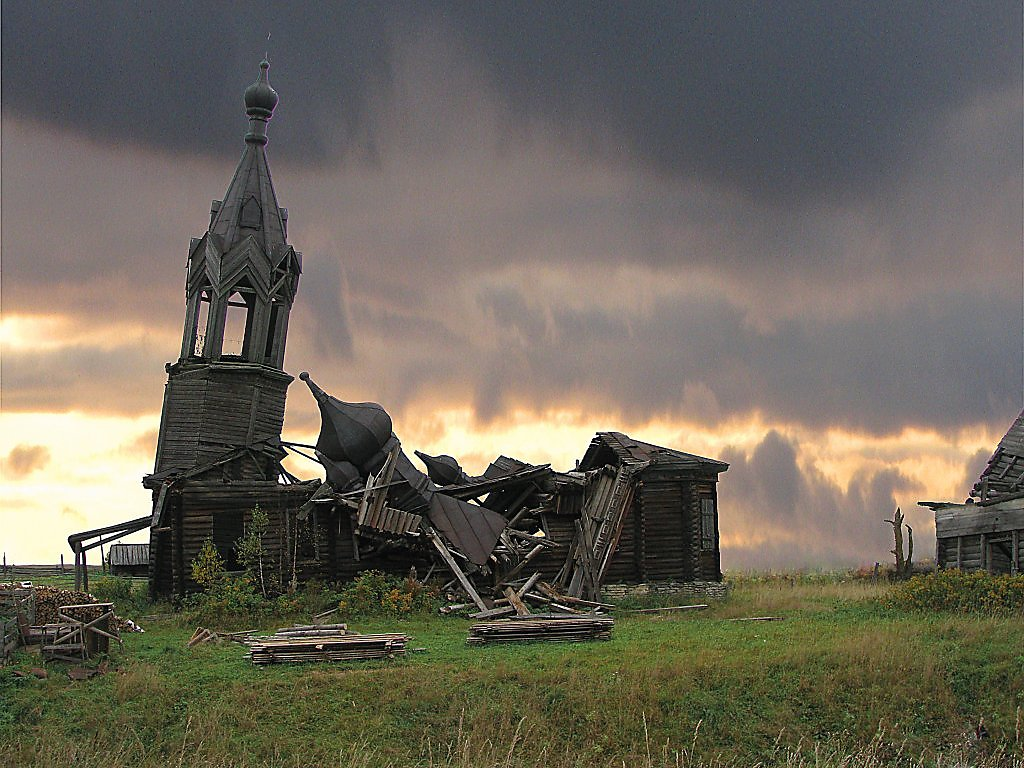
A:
467,615,614,645
248,632,410,664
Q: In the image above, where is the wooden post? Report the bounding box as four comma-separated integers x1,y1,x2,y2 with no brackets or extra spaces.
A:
427,530,487,612
61,554,65,572
1012,530,1019,575
980,533,987,573
100,543,107,575
956,536,962,569
82,547,89,593
74,544,82,591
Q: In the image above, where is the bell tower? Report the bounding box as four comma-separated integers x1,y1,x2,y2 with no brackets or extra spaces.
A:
152,60,302,478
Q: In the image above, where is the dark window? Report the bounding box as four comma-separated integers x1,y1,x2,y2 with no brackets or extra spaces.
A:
264,300,281,361
700,497,716,550
213,508,244,570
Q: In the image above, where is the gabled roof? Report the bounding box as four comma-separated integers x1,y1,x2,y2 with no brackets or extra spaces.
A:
579,431,729,473
972,408,1024,501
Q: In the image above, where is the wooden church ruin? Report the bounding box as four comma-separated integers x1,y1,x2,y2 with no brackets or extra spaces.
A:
72,62,730,608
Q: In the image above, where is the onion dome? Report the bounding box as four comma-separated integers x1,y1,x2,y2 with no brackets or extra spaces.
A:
245,59,278,117
414,451,468,486
299,372,394,471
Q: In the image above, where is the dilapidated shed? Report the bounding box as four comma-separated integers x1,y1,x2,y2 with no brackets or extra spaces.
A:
920,409,1024,575
577,432,728,586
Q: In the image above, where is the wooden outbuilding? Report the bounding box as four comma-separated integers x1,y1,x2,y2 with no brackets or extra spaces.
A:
920,409,1024,575
107,544,149,576
577,432,727,585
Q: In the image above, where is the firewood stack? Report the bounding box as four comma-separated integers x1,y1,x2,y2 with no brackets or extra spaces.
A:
467,615,614,645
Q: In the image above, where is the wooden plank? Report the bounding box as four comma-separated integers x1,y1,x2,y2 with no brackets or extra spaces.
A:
427,530,488,612
503,587,531,616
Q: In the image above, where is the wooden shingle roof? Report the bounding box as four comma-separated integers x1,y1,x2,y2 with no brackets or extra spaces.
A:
972,408,1024,501
579,431,729,473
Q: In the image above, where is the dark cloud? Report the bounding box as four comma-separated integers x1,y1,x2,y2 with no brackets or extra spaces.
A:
3,444,51,478
459,286,1020,436
720,431,923,569
961,447,995,500
2,2,1019,205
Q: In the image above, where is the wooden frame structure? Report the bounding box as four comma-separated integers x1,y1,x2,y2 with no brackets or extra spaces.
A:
921,409,1024,574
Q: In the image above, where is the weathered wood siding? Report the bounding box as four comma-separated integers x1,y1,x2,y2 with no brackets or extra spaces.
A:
154,362,291,476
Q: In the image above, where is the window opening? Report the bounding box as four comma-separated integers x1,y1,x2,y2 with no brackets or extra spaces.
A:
192,290,212,357
223,290,251,357
264,299,281,362
700,497,716,550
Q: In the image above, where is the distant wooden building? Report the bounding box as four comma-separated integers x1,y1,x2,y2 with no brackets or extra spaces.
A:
920,409,1024,575
108,544,149,576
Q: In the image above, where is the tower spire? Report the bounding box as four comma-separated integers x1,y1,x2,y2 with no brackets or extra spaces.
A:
175,59,301,367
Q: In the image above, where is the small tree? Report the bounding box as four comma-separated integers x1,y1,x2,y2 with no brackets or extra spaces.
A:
884,507,914,579
236,504,270,598
191,538,225,589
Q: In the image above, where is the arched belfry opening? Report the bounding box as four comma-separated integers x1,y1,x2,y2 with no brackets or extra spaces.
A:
222,290,252,358
192,290,212,357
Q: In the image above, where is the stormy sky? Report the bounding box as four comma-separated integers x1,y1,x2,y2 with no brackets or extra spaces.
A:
2,1,1021,567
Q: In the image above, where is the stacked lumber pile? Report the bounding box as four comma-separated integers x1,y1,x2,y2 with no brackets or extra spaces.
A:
245,623,408,665
467,615,614,645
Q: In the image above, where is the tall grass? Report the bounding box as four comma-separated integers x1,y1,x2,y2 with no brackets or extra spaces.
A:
2,575,1021,768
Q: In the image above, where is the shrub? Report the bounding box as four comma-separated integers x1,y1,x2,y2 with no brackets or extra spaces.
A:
887,569,1024,614
235,505,272,597
273,578,344,616
181,575,266,624
336,570,440,617
90,576,148,613
190,538,225,589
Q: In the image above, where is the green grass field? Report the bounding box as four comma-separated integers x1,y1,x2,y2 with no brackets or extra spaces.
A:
2,576,1021,767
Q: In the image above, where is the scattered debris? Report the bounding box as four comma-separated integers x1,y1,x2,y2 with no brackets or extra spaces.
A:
624,604,709,614
187,627,220,647
467,615,614,645
67,666,100,681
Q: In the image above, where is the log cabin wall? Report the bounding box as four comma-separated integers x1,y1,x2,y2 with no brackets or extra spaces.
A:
152,481,316,597
929,497,1023,575
151,480,445,598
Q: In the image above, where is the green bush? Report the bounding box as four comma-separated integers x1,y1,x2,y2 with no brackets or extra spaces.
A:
336,570,440,617
181,575,266,624
90,576,148,613
887,569,1024,614
272,579,344,616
